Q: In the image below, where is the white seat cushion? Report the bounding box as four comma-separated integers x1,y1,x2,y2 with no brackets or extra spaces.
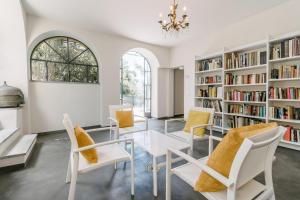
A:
172,157,265,200
167,131,209,142
202,180,265,200
172,157,208,186
78,143,131,173
134,116,146,123
119,126,146,135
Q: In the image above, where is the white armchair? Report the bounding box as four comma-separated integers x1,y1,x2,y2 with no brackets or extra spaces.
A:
63,114,135,200
165,107,215,153
166,126,286,200
108,104,148,139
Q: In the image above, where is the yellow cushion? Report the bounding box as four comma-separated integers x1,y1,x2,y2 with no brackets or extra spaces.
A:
116,110,134,128
74,126,98,164
183,110,210,136
195,122,278,192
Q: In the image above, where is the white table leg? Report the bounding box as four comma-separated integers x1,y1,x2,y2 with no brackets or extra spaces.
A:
153,156,158,197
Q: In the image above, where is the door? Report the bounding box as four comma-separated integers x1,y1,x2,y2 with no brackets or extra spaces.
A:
174,68,184,116
120,51,151,117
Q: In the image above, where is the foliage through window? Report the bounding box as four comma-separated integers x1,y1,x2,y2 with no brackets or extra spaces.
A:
120,51,151,117
30,36,99,83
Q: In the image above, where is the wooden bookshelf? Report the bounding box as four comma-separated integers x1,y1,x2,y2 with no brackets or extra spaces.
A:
223,64,267,72
224,112,266,120
268,33,300,151
223,42,267,134
269,78,300,82
224,83,267,87
194,97,222,100
280,140,300,151
194,33,300,150
224,100,266,104
195,68,222,74
269,118,300,124
269,99,300,102
195,53,224,133
269,55,300,63
196,83,222,86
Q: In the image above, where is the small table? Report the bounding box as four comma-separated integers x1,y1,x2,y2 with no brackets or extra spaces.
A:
132,130,190,197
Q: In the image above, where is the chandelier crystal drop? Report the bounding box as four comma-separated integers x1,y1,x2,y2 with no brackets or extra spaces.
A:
158,0,189,32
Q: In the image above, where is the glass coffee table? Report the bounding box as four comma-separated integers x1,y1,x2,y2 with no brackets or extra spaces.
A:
132,130,191,197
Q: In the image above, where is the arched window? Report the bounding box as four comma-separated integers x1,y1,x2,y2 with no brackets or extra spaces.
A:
30,36,99,83
120,51,151,117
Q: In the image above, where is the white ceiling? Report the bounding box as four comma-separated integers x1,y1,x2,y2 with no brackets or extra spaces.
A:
22,0,288,47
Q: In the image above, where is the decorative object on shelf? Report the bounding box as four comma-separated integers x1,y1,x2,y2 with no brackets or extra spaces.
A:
0,81,24,108
158,0,189,32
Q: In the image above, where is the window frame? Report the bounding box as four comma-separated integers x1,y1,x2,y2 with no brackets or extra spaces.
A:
30,36,99,84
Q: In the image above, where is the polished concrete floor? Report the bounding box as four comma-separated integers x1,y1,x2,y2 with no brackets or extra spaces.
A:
0,119,299,200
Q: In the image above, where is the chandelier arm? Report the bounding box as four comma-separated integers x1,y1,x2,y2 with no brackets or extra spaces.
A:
158,0,189,32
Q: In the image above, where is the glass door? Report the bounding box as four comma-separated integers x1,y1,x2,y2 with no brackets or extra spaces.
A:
120,51,151,117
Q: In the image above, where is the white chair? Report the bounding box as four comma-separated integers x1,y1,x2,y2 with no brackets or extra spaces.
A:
166,126,286,200
108,104,148,139
164,107,215,153
63,114,135,200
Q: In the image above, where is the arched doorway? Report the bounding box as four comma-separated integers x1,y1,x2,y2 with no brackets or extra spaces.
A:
120,51,151,117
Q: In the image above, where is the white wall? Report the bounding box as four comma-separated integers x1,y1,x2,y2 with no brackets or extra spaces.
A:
26,15,171,133
170,0,300,117
0,0,29,133
156,68,174,118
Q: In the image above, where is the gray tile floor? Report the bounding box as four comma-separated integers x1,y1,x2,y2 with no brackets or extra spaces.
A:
0,119,299,200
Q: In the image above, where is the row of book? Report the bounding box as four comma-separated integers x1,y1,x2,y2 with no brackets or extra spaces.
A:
226,116,264,129
203,99,222,112
283,127,300,143
225,73,267,85
270,65,300,79
270,38,300,60
225,51,267,69
227,105,266,117
269,106,300,120
197,75,222,84
196,57,222,72
269,87,300,100
197,87,223,98
225,90,266,102
214,116,222,127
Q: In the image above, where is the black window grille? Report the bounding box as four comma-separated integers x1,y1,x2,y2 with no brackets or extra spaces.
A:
30,36,99,84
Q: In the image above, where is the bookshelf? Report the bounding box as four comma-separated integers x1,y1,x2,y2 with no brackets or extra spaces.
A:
194,33,300,151
195,53,224,133
268,33,300,151
223,41,267,133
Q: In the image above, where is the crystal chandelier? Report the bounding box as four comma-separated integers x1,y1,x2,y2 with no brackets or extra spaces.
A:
158,0,189,32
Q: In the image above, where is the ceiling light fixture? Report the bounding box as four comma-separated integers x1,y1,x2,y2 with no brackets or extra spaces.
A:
158,0,189,33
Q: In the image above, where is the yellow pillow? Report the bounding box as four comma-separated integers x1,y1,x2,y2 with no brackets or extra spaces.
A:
195,122,278,192
74,126,98,164
116,110,134,128
183,110,210,136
